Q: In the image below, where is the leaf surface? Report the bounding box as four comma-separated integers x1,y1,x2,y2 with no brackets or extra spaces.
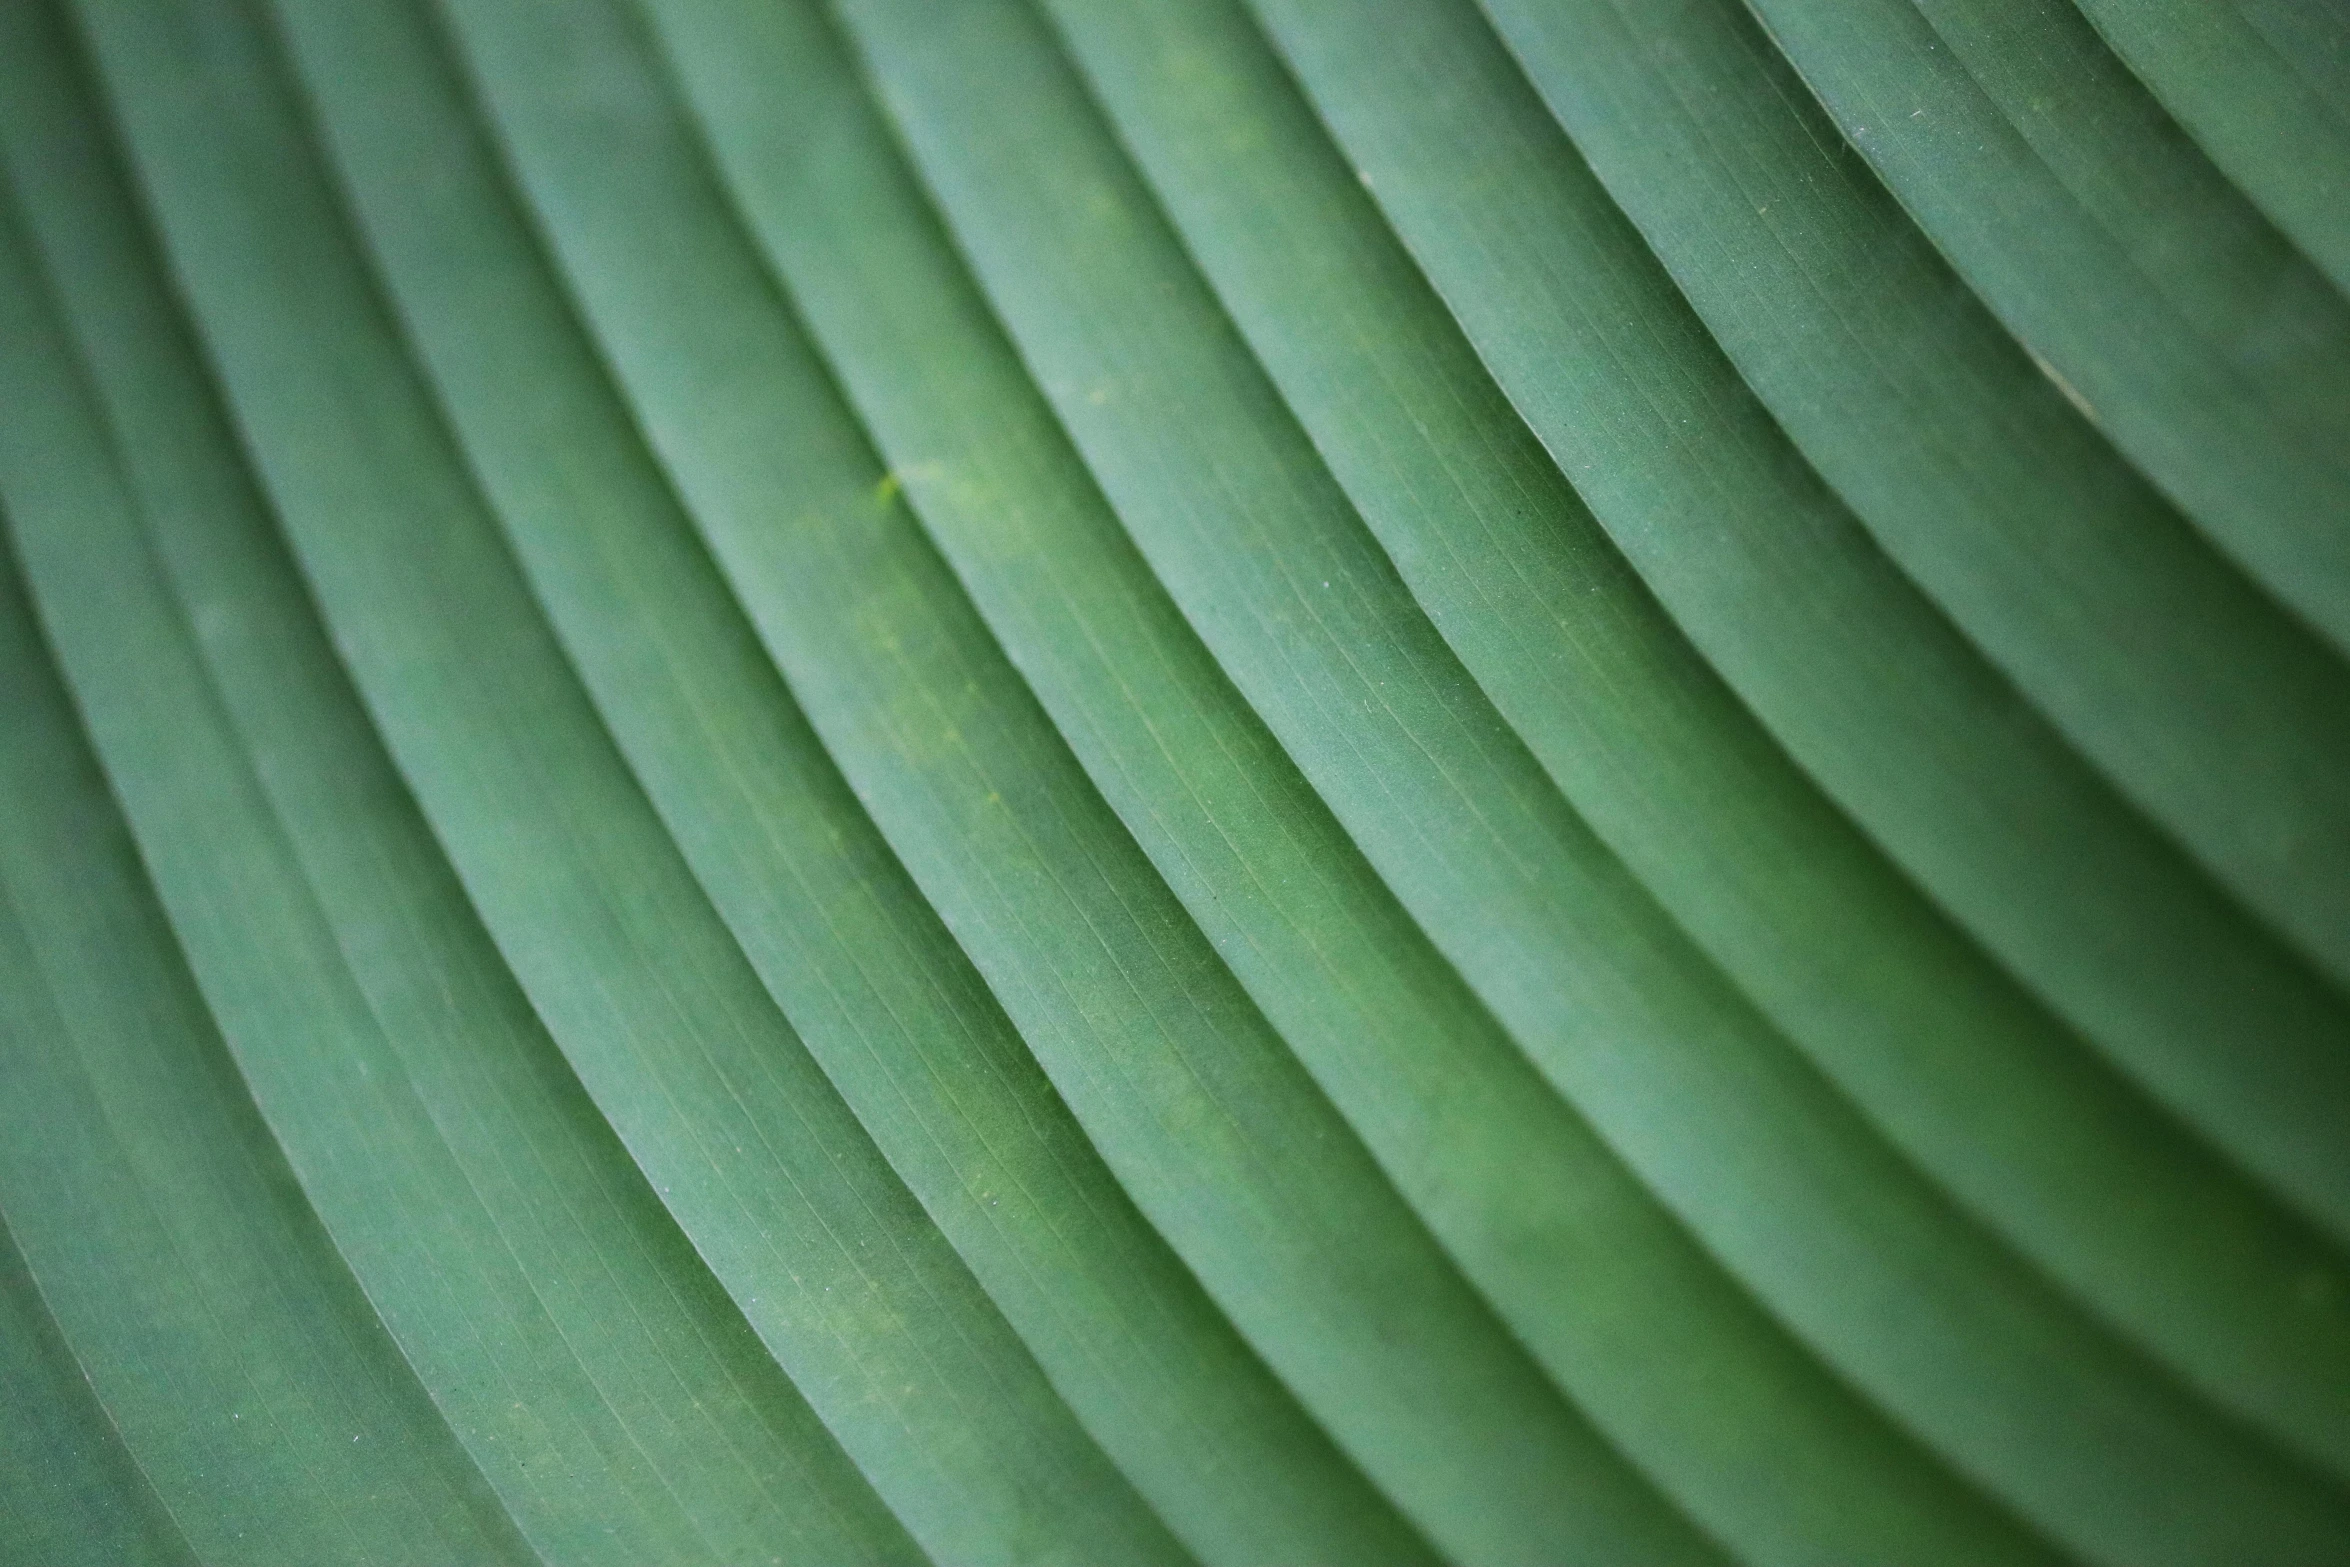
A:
1,0,2344,1561
55,2,1185,1560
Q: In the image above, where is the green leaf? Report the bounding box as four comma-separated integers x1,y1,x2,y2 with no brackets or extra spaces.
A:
1746,0,2350,661
417,1,1685,1558
0,1196,192,1566
40,2,1184,1562
1232,4,2350,1263
2072,0,2350,294
3,0,2346,1562
265,1,1428,1560
0,12,924,1560
808,1,2348,1559
652,2,2050,1562
0,454,534,1566
1463,0,2350,997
